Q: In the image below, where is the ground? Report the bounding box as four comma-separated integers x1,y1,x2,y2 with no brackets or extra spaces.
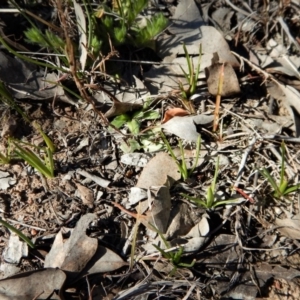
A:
0,0,300,299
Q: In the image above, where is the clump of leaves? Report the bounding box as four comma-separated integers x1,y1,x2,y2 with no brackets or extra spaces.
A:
95,0,168,49
10,125,55,178
259,141,300,201
182,157,241,208
161,132,201,181
111,101,162,152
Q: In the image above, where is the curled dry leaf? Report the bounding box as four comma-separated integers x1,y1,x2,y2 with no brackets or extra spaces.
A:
161,107,190,124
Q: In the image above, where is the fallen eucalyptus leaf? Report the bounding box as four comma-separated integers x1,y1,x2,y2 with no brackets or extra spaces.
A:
0,268,66,300
161,114,214,142
136,152,181,189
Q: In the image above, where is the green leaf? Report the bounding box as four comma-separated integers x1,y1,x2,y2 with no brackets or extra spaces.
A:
0,218,34,249
127,119,140,135
111,114,130,128
260,168,281,196
181,193,208,209
283,183,300,195
114,25,127,44
13,143,54,178
142,110,160,120
32,121,55,153
280,141,286,187
120,138,141,153
206,187,214,208
190,135,201,175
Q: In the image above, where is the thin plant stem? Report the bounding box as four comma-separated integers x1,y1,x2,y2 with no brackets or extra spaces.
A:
213,63,224,132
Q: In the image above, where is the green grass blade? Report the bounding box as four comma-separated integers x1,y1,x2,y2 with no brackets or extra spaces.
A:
190,135,201,175
0,153,10,164
179,139,188,180
182,43,192,82
283,183,300,195
206,187,214,208
0,34,64,72
211,156,219,192
0,218,34,248
13,143,53,178
212,198,243,208
179,66,190,82
280,141,286,187
32,121,55,153
259,168,281,196
181,193,208,208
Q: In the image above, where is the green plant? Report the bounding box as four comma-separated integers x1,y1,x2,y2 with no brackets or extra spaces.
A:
182,157,242,208
150,224,195,276
111,102,162,152
0,81,30,123
178,43,202,112
0,218,34,249
10,135,55,178
161,132,201,181
259,141,300,201
97,0,168,48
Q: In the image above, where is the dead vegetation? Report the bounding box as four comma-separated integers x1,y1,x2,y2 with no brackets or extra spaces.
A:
0,0,300,299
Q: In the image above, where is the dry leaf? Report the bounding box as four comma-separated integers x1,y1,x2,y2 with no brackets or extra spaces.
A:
73,0,87,71
145,185,171,233
44,214,98,273
162,108,190,124
266,81,300,136
161,114,214,142
205,54,241,97
82,246,128,275
0,268,66,300
75,182,94,208
136,152,181,189
275,217,300,240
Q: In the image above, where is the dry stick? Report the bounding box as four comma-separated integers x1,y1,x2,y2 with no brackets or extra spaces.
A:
213,63,224,132
112,202,150,228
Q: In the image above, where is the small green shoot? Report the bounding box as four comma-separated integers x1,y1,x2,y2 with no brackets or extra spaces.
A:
160,132,201,181
179,43,202,112
11,140,55,178
0,218,34,249
0,152,11,165
182,157,241,209
111,103,161,152
9,125,55,178
259,141,300,201
150,223,195,276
